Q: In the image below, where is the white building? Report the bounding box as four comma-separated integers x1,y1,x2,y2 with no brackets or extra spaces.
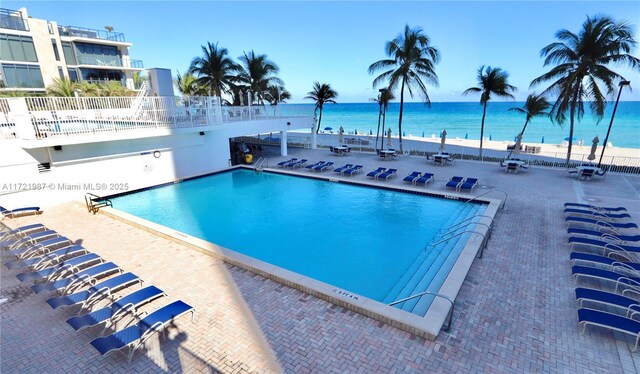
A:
0,7,143,91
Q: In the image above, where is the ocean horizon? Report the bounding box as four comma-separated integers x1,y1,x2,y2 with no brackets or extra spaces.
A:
280,101,640,149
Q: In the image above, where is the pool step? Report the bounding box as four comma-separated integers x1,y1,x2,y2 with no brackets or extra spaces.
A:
381,204,475,304
384,204,483,316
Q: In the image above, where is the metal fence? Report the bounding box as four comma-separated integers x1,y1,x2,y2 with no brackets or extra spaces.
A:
0,96,313,141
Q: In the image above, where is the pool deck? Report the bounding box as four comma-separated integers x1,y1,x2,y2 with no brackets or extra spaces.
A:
2,148,640,373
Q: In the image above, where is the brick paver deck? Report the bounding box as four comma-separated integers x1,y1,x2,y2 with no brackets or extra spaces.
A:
2,148,639,373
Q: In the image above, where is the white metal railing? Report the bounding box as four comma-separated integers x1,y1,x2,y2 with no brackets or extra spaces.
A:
0,96,313,142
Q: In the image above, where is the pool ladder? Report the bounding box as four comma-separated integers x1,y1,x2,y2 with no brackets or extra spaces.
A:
426,214,494,259
254,157,267,172
84,193,112,214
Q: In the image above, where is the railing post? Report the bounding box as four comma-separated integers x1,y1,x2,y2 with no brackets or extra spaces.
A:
7,98,36,140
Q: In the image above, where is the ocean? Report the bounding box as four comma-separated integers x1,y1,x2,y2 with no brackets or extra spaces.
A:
281,101,640,149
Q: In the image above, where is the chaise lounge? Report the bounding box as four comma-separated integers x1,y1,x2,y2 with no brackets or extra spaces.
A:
578,308,640,351
0,205,42,219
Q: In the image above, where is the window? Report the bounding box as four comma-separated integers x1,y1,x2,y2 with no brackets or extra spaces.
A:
67,68,78,82
62,42,76,65
0,34,38,62
1,64,44,88
58,67,64,79
52,40,60,61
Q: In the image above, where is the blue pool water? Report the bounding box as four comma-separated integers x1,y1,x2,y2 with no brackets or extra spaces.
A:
110,169,485,303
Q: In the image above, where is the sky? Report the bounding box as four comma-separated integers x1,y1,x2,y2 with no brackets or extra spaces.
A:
6,0,640,103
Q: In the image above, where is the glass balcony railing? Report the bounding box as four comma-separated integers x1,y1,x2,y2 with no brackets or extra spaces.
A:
58,25,125,42
129,60,144,69
0,8,28,31
76,54,123,67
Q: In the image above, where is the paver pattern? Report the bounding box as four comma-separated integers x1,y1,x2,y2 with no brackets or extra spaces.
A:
2,148,639,373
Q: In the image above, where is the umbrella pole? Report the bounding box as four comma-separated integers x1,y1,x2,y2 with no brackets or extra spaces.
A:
375,100,382,150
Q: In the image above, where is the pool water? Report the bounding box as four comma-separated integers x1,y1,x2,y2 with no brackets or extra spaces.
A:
110,169,484,302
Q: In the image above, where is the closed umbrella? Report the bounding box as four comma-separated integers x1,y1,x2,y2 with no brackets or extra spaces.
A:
338,126,344,144
387,128,392,148
439,129,447,151
587,136,599,161
513,133,523,155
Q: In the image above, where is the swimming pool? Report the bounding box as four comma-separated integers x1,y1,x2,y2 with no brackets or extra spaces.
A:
107,168,494,337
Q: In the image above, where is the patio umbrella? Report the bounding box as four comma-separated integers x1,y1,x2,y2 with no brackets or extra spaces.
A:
387,128,392,148
338,126,344,144
513,132,523,155
439,129,447,151
587,136,599,161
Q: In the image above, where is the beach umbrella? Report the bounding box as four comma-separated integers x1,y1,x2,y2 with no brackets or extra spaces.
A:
587,136,599,161
387,128,392,148
564,136,576,141
489,134,492,141
324,127,333,131
370,129,373,135
422,131,425,138
338,126,344,144
403,131,406,137
541,136,545,144
465,133,468,139
439,129,447,151
513,132,523,155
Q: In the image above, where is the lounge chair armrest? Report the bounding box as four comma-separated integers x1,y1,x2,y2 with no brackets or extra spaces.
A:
615,277,640,294
43,263,75,283
80,287,112,313
61,274,94,296
612,263,640,278
18,244,45,260
33,253,60,271
127,321,165,362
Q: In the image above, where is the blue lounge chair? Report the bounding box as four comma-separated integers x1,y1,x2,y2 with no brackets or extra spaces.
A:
578,308,640,351
3,229,59,251
445,176,464,190
376,168,397,180
458,178,478,192
288,159,308,169
565,216,638,231
16,253,103,283
7,236,73,260
334,164,354,174
568,228,640,243
0,223,46,241
46,272,142,310
341,165,363,176
576,288,640,317
90,300,195,362
572,265,640,292
564,203,627,212
366,167,386,178
67,285,166,332
315,161,334,172
305,161,325,170
5,245,87,271
570,251,639,269
564,208,632,220
277,158,296,167
31,262,121,294
402,171,421,184
0,205,42,219
569,236,640,254
414,173,434,187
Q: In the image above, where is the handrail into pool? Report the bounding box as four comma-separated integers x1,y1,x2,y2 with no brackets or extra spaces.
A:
254,157,267,172
429,230,488,259
84,193,112,214
388,291,454,332
441,221,493,241
466,189,507,210
443,214,495,234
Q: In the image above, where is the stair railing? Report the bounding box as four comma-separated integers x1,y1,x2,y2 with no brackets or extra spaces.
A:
388,291,454,332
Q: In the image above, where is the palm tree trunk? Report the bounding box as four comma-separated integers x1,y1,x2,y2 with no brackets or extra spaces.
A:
567,90,579,166
520,118,530,135
398,78,406,152
316,107,323,134
479,102,488,158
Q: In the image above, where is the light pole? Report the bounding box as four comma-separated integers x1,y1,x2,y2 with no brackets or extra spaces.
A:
379,88,388,150
598,80,630,168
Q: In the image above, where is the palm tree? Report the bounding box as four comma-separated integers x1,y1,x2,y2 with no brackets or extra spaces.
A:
77,81,99,97
175,71,204,97
463,65,516,157
46,78,77,97
531,15,639,164
236,50,283,104
189,42,238,97
265,85,292,105
132,71,145,90
368,25,440,152
370,89,395,147
509,93,551,137
305,82,337,134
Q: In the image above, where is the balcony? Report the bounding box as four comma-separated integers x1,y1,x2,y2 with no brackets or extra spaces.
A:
58,25,125,42
128,59,144,69
0,8,28,31
76,54,122,67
